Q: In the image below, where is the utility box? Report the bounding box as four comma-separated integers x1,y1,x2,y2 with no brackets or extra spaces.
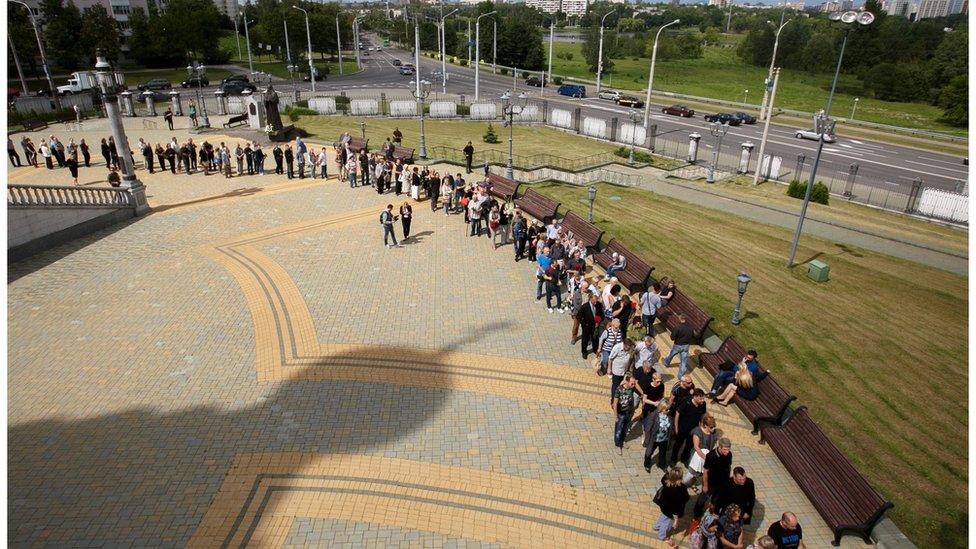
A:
808,260,830,283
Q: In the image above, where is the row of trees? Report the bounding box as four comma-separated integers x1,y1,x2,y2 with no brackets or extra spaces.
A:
128,0,229,67
242,0,353,65
9,0,121,72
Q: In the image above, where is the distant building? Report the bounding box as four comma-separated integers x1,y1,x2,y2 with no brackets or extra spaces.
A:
708,0,729,6
839,0,855,9
916,0,950,16
819,0,840,11
885,0,917,15
526,0,588,15
947,0,967,13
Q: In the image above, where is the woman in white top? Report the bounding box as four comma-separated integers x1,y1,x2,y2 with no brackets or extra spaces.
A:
317,149,328,179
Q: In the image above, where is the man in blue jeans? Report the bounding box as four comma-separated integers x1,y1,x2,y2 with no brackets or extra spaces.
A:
612,373,638,455
535,247,552,300
662,314,695,379
380,204,402,248
708,350,760,397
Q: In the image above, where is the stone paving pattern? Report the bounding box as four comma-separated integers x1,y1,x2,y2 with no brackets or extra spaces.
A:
8,117,871,547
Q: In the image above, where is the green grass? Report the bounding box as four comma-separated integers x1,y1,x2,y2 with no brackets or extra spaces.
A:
234,60,361,81
547,41,964,136
219,32,360,79
9,68,233,94
531,180,967,548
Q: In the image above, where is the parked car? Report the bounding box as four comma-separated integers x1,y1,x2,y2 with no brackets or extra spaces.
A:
617,95,644,108
557,84,586,98
525,76,546,87
181,75,209,88
220,81,257,95
137,78,171,92
399,64,416,76
303,67,327,81
733,111,757,124
392,59,402,66
703,112,742,126
662,104,694,117
794,129,837,143
222,74,249,85
598,89,622,101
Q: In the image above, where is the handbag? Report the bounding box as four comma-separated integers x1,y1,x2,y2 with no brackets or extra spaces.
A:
689,449,709,474
652,485,664,505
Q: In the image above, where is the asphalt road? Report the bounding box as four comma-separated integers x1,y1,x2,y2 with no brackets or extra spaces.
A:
210,45,970,196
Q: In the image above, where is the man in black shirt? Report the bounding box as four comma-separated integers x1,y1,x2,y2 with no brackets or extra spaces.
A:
670,388,706,466
273,145,283,174
767,512,805,549
463,141,475,173
662,314,695,379
719,467,756,524
284,146,294,179
577,294,604,360
702,437,733,499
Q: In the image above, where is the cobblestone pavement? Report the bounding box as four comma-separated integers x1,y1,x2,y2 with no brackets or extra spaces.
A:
8,119,870,547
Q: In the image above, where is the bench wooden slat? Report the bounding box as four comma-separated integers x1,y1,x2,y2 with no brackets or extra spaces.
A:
559,211,603,250
657,287,713,344
223,114,247,128
393,145,414,162
592,238,654,291
334,137,369,153
762,406,893,546
22,118,48,131
485,173,520,200
514,188,559,222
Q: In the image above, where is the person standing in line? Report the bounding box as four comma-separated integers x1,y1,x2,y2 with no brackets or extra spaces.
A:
596,318,623,376
394,161,405,195
428,169,441,210
166,143,177,173
199,144,210,176
284,145,294,179
643,400,671,471
187,138,197,171
235,144,245,176
222,145,232,178
244,142,254,175
607,337,635,401
766,512,805,549
142,139,154,173
374,158,386,193
65,149,79,185
441,175,454,215
50,136,65,167
8,137,21,166
640,283,663,338
153,143,166,173
164,107,174,130
254,143,265,175
39,141,53,169
317,148,328,179
671,389,707,466
345,155,358,187
392,127,403,144
653,467,690,544
21,137,37,167
359,150,370,186
180,141,192,175
611,373,638,454
463,141,474,174
273,144,283,174
578,293,605,360
100,138,111,169
380,204,401,248
512,211,528,261
79,138,90,167
399,202,412,240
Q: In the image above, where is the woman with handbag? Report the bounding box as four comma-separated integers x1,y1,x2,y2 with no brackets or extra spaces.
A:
687,414,718,485
653,467,690,546
596,319,622,379
643,400,672,472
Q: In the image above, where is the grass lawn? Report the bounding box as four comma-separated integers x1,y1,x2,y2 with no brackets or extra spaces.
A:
219,32,360,78
546,41,964,136
236,60,361,81
531,180,967,547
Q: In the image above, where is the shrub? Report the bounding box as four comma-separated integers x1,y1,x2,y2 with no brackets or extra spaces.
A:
334,95,351,113
787,180,830,205
553,76,563,85
521,71,529,79
500,68,509,76
8,107,79,127
458,59,468,66
483,123,500,144
613,146,654,164
283,105,318,121
457,104,471,116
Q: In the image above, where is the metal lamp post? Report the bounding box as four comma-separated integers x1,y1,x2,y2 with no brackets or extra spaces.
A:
291,6,315,92
353,16,364,70
474,10,497,101
411,79,431,160
242,15,255,75
336,14,344,76
627,109,640,165
186,62,210,128
501,91,527,179
361,120,366,140
759,18,791,121
643,19,679,135
9,0,59,107
587,185,597,222
94,49,147,213
440,8,458,93
706,122,729,184
743,89,749,105
730,271,752,325
851,97,859,120
787,10,874,268
595,8,615,94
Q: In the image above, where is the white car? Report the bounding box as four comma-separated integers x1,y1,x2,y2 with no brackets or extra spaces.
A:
795,129,837,143
598,89,622,101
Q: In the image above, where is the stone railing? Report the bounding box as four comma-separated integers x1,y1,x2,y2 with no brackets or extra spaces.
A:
7,183,133,209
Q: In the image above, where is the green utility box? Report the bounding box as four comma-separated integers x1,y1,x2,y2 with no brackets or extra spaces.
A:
808,260,830,282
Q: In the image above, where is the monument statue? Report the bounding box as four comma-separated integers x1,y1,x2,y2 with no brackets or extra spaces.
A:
264,84,284,131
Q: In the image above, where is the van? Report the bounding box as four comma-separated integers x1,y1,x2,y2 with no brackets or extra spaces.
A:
557,84,586,98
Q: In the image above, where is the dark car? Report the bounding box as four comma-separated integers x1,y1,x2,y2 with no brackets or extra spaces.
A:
181,75,210,88
557,84,586,98
704,112,742,126
733,111,757,124
392,59,402,66
220,81,257,96
525,76,546,87
303,67,327,82
662,104,694,117
617,95,644,108
222,74,249,85
137,78,171,91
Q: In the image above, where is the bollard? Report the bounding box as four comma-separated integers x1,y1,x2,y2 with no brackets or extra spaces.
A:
170,90,183,116
688,133,702,163
120,91,134,117
738,142,754,174
215,91,226,116
905,177,923,213
573,107,582,134
380,92,387,115
843,163,859,198
609,117,619,143
143,91,157,116
648,124,657,152
794,153,806,182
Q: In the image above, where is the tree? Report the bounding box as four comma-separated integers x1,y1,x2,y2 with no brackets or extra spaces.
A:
495,10,543,70
801,33,835,73
937,75,967,127
7,5,39,81
581,26,612,73
43,0,84,70
80,5,121,63
128,0,225,65
863,62,922,101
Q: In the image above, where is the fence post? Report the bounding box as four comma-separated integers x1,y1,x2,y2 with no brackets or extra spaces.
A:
609,117,618,143
843,163,859,198
647,124,657,153
794,153,806,182
380,92,387,115
738,142,754,174
687,133,702,163
905,177,923,213
541,100,548,124
573,107,581,134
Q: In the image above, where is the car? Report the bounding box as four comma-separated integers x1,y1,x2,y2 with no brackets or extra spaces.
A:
222,74,249,85
732,111,757,124
303,69,327,82
794,129,836,143
137,79,171,91
368,46,375,51
662,104,694,117
598,89,622,101
220,81,257,95
557,84,586,98
392,59,402,66
399,64,415,76
181,75,209,88
617,95,644,108
524,76,546,87
703,112,742,126
376,45,383,51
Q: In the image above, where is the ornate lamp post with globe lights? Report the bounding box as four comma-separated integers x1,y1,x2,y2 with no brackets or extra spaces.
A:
501,91,527,179
186,62,210,128
95,49,148,214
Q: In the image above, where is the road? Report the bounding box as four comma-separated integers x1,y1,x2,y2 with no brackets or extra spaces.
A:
218,44,970,196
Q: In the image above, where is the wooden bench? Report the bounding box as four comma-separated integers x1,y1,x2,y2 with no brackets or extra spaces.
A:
592,238,654,291
559,211,603,250
515,188,560,223
22,118,48,131
223,113,248,128
392,145,414,163
335,136,369,153
699,336,796,434
657,287,713,345
761,406,894,546
54,112,77,124
485,173,520,200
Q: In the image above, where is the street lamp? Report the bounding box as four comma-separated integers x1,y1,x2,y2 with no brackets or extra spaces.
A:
361,120,366,140
730,271,752,325
759,17,791,121
743,89,749,105
186,62,210,128
291,6,315,93
474,10,497,101
706,122,729,184
595,8,616,94
787,10,874,268
241,14,255,75
8,0,59,107
851,97,859,120
587,185,597,222
336,13,344,77
410,79,431,160
501,90,527,179
627,109,641,165
353,16,365,70
94,48,147,213
643,19,679,135
440,8,459,93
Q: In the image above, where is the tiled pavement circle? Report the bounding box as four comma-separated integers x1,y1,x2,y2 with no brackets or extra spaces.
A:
8,118,870,547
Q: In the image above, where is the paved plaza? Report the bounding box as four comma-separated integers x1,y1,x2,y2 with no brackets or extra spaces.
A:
8,118,872,547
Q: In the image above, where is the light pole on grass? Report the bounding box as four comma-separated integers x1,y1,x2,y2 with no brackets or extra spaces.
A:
587,185,597,222
242,14,255,75
440,8,458,93
759,17,791,121
706,122,729,184
411,79,431,160
9,0,59,108
787,10,874,268
336,14,344,76
361,120,366,140
627,109,641,165
595,8,616,95
743,89,749,105
643,19,679,136
731,272,752,326
186,62,210,128
501,91,527,180
851,97,859,121
291,6,315,92
474,10,497,101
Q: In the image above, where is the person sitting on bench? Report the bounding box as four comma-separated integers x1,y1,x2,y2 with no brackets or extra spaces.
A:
605,253,627,280
708,351,761,398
